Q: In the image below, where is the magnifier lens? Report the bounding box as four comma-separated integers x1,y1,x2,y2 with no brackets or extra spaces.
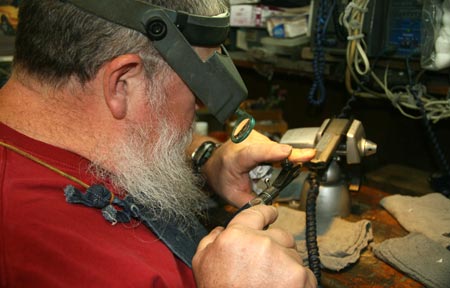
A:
233,118,250,136
230,109,255,143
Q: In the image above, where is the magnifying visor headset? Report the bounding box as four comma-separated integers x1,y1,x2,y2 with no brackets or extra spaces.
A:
65,0,248,124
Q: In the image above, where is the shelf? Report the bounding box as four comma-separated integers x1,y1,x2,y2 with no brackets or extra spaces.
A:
230,50,331,77
0,56,13,62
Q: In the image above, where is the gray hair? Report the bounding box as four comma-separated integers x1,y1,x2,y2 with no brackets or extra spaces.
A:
13,0,229,87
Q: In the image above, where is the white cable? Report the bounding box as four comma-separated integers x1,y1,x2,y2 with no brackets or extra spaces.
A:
342,0,371,75
342,0,450,122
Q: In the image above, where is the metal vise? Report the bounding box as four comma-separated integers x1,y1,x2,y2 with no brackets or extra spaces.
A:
280,118,377,218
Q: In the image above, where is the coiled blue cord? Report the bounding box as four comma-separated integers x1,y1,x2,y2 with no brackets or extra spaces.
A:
308,0,336,106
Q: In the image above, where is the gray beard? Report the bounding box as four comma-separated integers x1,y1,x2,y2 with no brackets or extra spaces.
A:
90,119,208,231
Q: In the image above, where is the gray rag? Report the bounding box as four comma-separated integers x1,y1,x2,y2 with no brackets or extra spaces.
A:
272,206,373,271
372,233,450,288
380,193,450,248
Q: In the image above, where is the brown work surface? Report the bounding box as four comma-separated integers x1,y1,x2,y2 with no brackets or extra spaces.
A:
365,164,434,197
320,186,423,288
204,185,426,287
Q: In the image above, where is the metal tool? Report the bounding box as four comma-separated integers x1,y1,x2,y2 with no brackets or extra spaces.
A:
281,118,377,285
280,118,377,217
224,160,301,226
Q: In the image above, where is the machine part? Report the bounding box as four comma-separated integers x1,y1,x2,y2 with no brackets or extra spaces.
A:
281,118,376,287
280,118,377,166
249,164,273,181
280,127,321,149
280,118,377,217
249,164,273,194
309,118,351,169
346,119,377,164
300,161,351,218
64,0,248,125
385,0,422,57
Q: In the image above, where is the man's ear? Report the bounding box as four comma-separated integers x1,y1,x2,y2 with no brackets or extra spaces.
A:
103,54,143,119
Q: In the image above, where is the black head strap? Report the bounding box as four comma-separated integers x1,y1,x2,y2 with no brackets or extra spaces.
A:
63,0,247,123
64,0,229,46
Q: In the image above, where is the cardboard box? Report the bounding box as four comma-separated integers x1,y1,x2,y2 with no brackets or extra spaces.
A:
266,14,309,38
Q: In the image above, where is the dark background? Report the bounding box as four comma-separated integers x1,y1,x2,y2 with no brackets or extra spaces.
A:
236,65,450,177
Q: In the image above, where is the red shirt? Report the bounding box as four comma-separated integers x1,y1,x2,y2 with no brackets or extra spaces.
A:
0,123,196,287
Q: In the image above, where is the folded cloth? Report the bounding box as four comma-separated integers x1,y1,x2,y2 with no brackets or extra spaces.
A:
380,193,450,248
272,206,373,271
372,233,450,288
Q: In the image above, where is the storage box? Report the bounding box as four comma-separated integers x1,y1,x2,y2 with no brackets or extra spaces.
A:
266,14,309,38
235,28,269,51
230,4,282,27
261,35,310,57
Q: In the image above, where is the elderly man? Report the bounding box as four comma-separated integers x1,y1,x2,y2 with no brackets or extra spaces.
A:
0,0,317,287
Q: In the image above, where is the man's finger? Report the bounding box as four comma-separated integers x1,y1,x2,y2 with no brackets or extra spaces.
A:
227,205,278,230
265,227,297,249
196,226,224,252
289,148,316,163
239,143,292,169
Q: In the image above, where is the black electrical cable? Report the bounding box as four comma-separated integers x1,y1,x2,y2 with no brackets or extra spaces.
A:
410,86,450,197
305,172,322,286
338,84,361,119
406,56,450,197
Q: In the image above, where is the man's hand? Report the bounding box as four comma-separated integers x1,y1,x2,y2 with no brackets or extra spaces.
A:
192,205,317,288
202,130,315,207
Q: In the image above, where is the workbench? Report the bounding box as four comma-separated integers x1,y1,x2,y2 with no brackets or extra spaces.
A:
320,185,423,288
205,184,425,287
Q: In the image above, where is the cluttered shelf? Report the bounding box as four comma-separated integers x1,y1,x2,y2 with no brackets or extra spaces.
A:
230,49,327,78
230,47,448,90
228,2,450,96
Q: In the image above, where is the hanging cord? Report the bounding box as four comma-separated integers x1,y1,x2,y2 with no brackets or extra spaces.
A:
338,79,364,119
341,0,450,122
338,74,370,119
412,86,450,197
308,0,336,106
0,141,89,189
342,0,371,97
305,172,322,286
341,0,371,77
405,55,450,197
332,3,347,42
